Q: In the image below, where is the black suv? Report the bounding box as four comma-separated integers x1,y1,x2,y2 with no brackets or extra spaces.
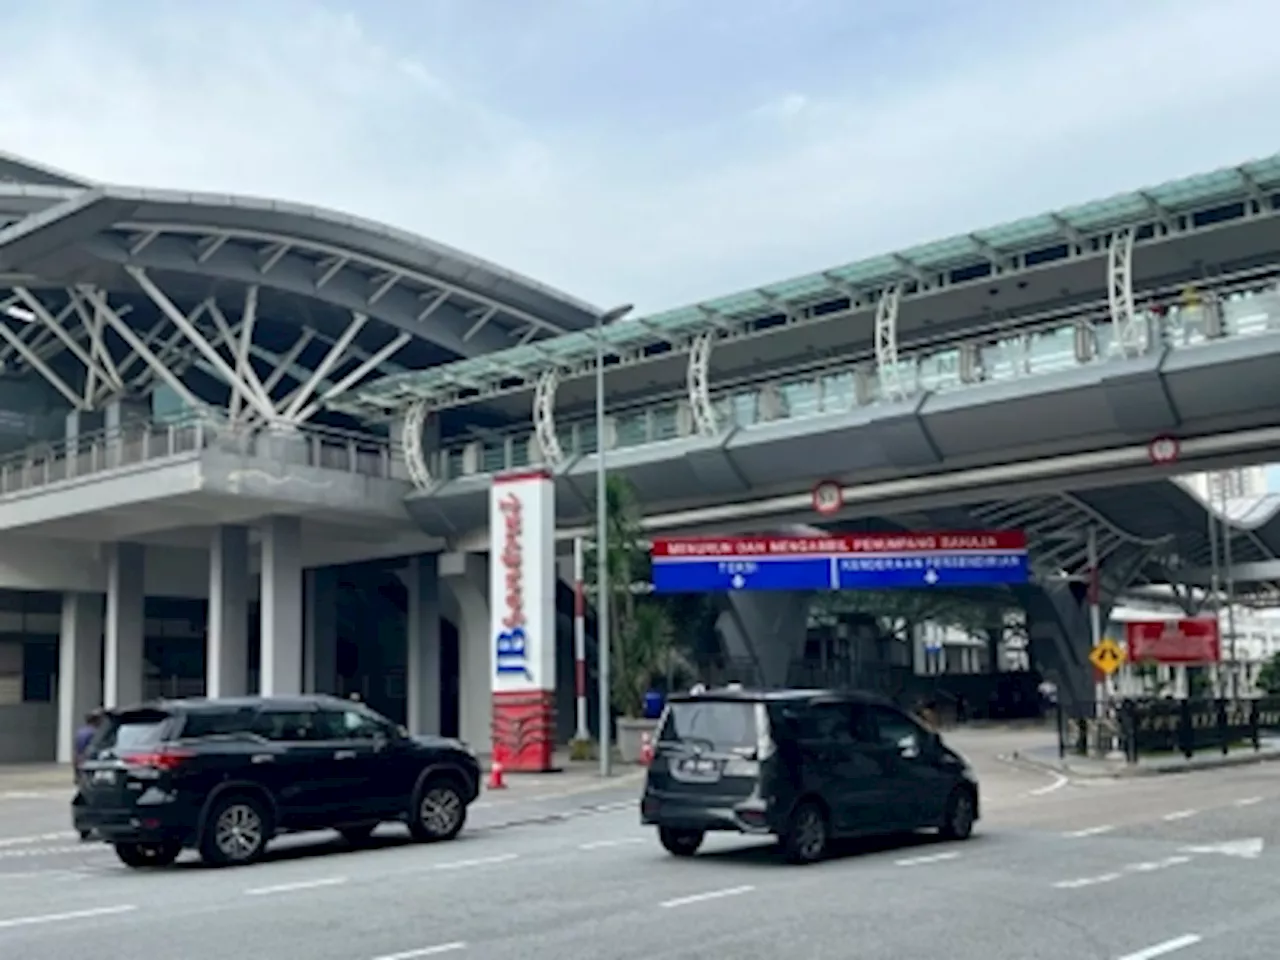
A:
641,687,979,863
73,694,481,869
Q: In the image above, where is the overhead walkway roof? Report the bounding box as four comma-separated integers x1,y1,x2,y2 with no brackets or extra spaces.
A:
343,153,1280,416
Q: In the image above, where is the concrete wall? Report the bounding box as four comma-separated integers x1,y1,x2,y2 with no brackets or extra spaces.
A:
0,536,212,598
0,703,57,762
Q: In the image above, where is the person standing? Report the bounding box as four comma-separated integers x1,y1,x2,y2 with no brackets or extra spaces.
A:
73,709,104,839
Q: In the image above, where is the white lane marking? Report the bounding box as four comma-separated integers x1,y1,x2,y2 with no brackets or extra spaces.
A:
371,942,467,960
1162,809,1197,821
895,851,960,867
1235,796,1263,807
1029,772,1070,796
579,837,645,851
1116,933,1202,960
245,876,348,896
1053,872,1121,889
592,801,636,812
431,853,518,871
1065,824,1114,838
0,904,136,930
1125,856,1191,873
660,885,755,909
0,844,110,859
0,832,76,848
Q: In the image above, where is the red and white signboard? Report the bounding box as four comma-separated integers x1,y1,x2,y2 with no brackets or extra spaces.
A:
1125,618,1220,664
811,480,844,516
1147,434,1181,465
651,531,1027,558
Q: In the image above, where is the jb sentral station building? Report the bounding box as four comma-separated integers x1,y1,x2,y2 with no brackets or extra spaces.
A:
3,148,1280,767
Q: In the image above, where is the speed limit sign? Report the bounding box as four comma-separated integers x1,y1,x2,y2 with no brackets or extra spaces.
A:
1148,434,1180,465
812,480,844,516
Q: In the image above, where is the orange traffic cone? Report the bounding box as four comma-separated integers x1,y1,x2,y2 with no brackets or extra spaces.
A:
487,744,507,790
639,731,654,766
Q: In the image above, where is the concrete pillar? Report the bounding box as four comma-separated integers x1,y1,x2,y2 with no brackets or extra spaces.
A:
716,592,811,687
260,515,303,695
304,567,339,694
57,592,103,763
406,554,442,735
207,525,249,697
442,552,491,751
104,397,149,468
103,542,145,708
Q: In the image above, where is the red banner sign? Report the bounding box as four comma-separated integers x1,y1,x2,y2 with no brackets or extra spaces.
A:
651,531,1026,558
1125,619,1221,664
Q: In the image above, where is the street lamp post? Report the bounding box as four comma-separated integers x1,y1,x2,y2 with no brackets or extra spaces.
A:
595,303,634,779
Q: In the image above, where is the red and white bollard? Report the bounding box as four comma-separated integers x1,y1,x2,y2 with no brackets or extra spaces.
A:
639,731,654,767
487,743,508,790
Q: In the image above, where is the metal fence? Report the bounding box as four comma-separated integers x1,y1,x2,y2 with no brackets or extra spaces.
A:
0,413,402,498
1056,696,1280,763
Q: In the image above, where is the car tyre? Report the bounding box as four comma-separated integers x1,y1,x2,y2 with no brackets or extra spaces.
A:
658,827,704,857
114,841,181,868
408,777,467,843
337,823,378,845
782,800,829,864
199,794,271,867
939,787,976,841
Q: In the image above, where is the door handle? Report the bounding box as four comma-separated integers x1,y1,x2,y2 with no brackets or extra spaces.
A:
334,750,357,760
251,754,274,764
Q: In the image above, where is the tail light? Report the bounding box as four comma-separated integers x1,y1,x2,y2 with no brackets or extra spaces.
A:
122,747,193,772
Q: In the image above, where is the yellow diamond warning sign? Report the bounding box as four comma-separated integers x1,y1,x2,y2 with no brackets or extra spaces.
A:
1089,637,1126,675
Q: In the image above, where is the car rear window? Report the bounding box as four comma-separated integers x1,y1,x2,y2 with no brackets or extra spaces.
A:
660,700,759,750
93,709,174,756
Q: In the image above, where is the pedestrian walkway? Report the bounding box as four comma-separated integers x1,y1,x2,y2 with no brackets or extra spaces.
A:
1013,738,1280,778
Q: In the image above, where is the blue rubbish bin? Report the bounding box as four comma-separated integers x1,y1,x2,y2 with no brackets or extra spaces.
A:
642,689,665,720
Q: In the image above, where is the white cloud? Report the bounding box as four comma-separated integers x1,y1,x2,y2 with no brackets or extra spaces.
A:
2,0,1280,316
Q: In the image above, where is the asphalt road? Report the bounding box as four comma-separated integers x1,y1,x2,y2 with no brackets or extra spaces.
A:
2,732,1277,960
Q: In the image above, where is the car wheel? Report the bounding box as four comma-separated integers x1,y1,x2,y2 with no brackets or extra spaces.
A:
114,841,181,868
939,788,976,841
337,823,378,845
408,778,467,843
782,801,829,864
658,827,704,857
200,794,271,867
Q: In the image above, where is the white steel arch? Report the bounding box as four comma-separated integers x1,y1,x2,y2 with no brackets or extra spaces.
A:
1107,227,1144,358
688,332,718,436
533,369,564,466
874,285,906,402
401,398,433,490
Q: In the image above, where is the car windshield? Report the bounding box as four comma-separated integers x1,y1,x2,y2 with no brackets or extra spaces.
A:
92,709,173,757
659,700,759,750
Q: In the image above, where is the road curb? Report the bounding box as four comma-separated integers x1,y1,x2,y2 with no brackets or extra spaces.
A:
1007,747,1280,779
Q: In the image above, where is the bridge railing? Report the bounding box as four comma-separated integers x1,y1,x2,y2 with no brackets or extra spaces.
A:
0,413,401,499
435,276,1280,480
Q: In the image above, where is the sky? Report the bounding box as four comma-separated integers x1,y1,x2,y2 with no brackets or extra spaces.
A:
4,0,1280,482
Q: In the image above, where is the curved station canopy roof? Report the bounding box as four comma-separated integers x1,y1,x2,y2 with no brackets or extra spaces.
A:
0,151,601,426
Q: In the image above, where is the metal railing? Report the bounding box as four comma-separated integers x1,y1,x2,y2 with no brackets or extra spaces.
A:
437,277,1280,480
0,413,402,499
1056,695,1280,762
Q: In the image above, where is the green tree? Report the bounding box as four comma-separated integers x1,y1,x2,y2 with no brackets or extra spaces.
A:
1257,652,1280,695
584,474,687,717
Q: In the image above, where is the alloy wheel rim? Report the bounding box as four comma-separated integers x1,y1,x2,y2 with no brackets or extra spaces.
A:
796,808,825,858
420,788,461,835
215,804,263,860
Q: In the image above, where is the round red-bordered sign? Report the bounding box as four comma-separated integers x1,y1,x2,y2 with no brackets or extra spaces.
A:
812,480,844,516
1148,434,1180,465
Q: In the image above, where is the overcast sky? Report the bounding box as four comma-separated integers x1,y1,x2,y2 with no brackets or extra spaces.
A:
5,0,1280,485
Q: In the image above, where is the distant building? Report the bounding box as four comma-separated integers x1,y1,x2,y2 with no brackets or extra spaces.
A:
1181,466,1268,503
